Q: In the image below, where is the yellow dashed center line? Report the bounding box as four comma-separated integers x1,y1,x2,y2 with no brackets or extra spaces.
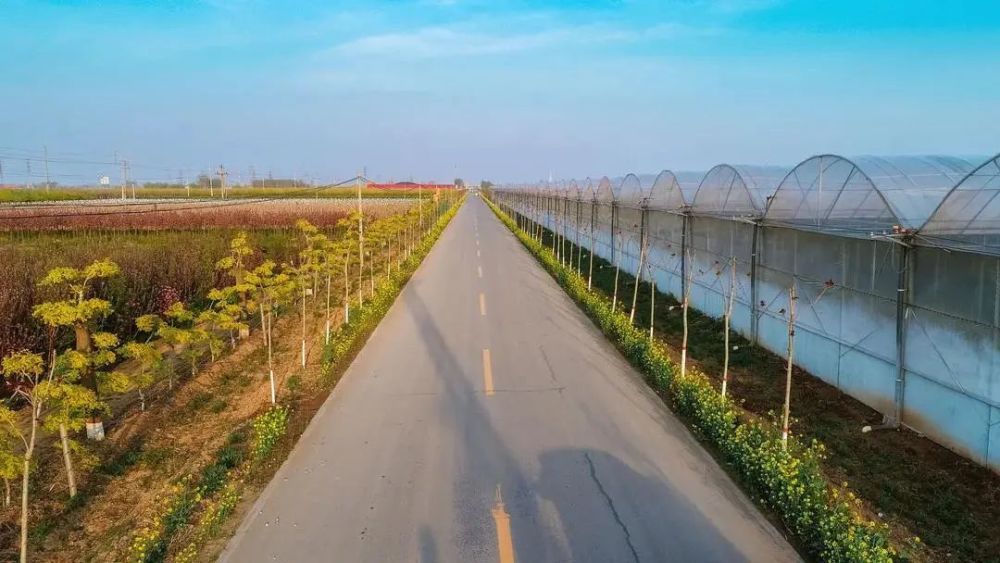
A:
482,348,494,396
492,485,516,563
480,293,487,316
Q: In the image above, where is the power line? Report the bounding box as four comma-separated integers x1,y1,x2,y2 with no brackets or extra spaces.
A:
1,175,367,219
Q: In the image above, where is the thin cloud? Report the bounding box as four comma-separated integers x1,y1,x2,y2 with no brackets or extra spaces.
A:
329,22,712,59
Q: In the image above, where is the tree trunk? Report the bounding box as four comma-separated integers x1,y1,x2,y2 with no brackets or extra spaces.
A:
722,257,736,398
20,408,37,563
343,261,350,325
325,269,332,345
649,269,656,341
681,250,691,378
59,424,77,498
20,457,29,563
781,283,797,449
301,284,307,368
267,307,276,405
73,324,94,392
74,323,104,440
612,260,621,313
3,478,9,508
630,235,646,324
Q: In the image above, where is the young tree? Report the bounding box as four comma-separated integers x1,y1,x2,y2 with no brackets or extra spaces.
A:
31,259,119,440
1,351,45,563
244,261,294,404
721,257,737,398
781,283,797,449
214,231,256,339
44,333,112,496
293,219,325,368
116,341,165,412
680,248,692,379
136,302,209,387
0,414,21,508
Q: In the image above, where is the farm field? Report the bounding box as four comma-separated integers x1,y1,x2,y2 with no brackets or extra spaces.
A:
0,191,463,561
0,186,428,203
0,198,414,232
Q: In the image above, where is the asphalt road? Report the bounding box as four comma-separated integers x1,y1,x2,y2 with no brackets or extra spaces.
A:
220,196,799,563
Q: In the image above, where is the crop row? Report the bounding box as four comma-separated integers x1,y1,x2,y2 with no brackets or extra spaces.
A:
0,198,415,232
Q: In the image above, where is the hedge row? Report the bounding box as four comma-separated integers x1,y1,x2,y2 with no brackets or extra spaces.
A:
484,197,894,563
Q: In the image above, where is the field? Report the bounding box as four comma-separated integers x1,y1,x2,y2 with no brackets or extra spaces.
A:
0,192,462,561
0,198,414,231
0,186,429,203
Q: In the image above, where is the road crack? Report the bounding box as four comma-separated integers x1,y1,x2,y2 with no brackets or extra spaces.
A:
584,453,640,563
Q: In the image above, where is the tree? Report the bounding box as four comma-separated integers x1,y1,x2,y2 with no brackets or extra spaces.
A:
293,220,325,368
0,414,20,508
36,352,102,498
215,231,256,339
31,259,119,440
116,341,165,412
136,302,209,387
1,351,46,563
43,334,112,496
721,257,737,398
244,261,294,404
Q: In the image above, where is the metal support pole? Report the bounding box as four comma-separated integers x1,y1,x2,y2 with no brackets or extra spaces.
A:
750,221,761,346
680,211,689,303
891,242,911,427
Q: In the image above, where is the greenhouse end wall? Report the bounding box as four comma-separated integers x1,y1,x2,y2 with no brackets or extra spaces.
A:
494,190,1000,473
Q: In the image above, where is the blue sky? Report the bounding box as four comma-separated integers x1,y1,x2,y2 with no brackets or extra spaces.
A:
1,0,998,184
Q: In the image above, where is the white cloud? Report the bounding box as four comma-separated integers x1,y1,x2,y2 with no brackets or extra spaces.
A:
328,22,711,59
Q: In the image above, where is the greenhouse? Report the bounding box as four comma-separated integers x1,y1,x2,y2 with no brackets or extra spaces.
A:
492,152,1000,473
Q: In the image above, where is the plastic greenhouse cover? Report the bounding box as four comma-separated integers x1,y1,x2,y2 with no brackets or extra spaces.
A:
692,164,788,217
617,174,646,206
647,170,687,210
765,155,974,232
920,154,1000,250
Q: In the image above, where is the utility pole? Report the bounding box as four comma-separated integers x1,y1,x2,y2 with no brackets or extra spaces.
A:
127,160,134,199
250,165,256,189
122,158,135,199
43,145,51,191
120,159,127,200
217,164,228,199
26,159,32,189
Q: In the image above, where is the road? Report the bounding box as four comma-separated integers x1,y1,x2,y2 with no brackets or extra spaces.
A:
220,196,799,562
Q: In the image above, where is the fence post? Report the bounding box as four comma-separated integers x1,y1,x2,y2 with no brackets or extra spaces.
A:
630,206,648,323
681,210,689,303
892,241,912,427
750,220,761,346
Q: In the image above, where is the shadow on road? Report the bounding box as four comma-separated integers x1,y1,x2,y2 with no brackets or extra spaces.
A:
404,255,748,562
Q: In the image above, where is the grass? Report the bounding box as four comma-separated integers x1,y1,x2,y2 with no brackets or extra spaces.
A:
533,225,1000,562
